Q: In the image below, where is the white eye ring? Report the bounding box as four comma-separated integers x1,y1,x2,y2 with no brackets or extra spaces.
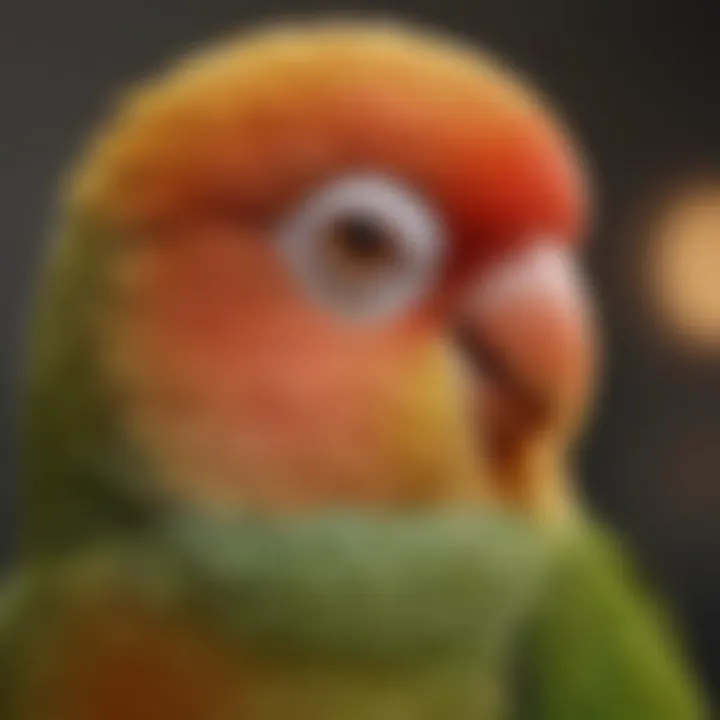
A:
276,173,446,323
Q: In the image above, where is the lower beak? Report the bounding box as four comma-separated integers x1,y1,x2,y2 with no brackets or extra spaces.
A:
455,244,597,454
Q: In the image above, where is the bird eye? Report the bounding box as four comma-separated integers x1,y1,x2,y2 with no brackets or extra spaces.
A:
277,174,446,322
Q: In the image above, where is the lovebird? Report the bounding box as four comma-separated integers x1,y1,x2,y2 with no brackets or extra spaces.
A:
2,21,708,719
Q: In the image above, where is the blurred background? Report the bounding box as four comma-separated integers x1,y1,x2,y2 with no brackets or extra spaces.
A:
2,0,719,703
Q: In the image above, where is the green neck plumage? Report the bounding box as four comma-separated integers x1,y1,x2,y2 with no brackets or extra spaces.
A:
156,508,552,665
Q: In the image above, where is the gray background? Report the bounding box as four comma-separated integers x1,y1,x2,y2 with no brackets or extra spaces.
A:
2,0,719,701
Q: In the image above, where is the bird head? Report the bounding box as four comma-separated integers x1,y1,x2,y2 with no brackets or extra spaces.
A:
26,22,595,542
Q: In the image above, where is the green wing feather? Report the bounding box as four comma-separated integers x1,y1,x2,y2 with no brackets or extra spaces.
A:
516,519,709,720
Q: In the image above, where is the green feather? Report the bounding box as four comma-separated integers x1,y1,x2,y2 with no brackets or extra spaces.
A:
0,511,552,719
515,520,709,719
165,509,551,664
21,213,153,559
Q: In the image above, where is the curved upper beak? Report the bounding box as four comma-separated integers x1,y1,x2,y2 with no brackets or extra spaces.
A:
456,243,597,452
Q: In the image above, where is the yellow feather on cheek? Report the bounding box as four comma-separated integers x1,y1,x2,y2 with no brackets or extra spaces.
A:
368,342,486,506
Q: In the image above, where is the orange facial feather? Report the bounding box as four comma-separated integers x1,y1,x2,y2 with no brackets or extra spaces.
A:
66,22,587,510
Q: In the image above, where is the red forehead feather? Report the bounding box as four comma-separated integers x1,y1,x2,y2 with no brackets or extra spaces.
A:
75,24,589,282
428,110,588,284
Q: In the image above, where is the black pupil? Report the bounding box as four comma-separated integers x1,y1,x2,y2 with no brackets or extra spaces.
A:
331,216,392,261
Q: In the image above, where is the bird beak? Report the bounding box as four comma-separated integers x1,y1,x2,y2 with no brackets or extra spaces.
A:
455,243,597,458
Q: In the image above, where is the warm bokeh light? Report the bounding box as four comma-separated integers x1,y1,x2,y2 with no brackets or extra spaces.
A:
649,184,720,351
